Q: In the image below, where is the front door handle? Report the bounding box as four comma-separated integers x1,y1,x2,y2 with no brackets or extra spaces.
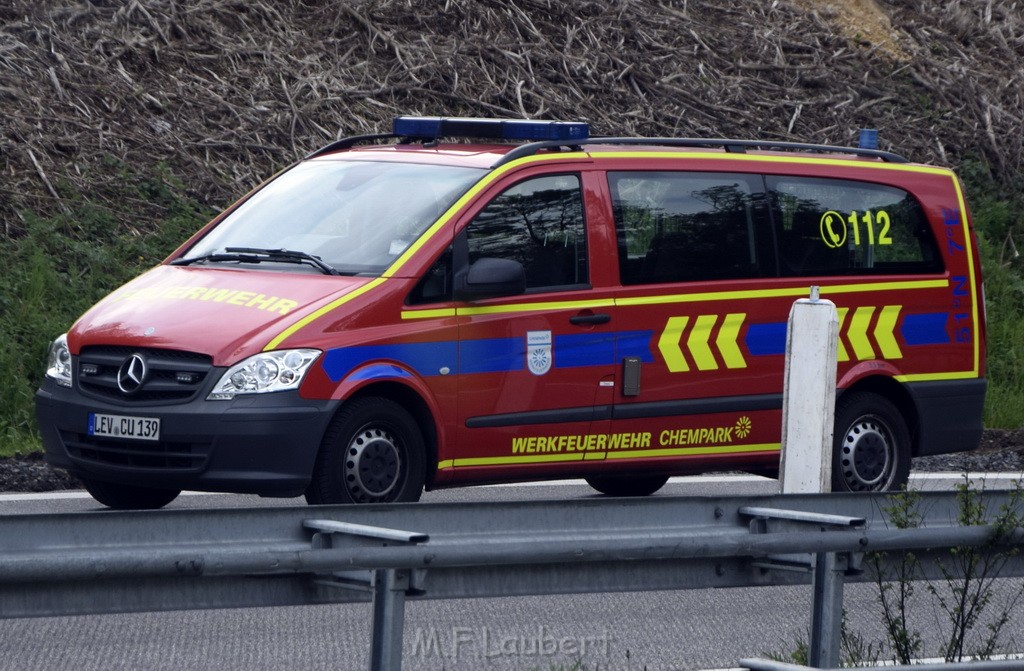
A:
570,313,611,326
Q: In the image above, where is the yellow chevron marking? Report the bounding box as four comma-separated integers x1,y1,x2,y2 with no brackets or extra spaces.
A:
658,316,690,372
874,305,903,359
687,314,719,371
836,307,850,362
717,313,747,369
848,306,877,360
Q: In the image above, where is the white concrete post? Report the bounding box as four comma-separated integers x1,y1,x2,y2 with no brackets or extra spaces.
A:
779,286,839,494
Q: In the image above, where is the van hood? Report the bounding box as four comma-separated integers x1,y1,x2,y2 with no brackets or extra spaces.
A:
68,265,371,365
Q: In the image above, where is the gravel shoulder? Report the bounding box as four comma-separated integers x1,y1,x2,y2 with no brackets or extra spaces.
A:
2,430,1023,494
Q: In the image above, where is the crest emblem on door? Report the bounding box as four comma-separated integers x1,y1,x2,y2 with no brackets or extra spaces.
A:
526,331,553,376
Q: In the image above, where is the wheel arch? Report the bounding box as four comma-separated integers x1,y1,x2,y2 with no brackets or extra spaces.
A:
837,375,921,456
344,381,440,487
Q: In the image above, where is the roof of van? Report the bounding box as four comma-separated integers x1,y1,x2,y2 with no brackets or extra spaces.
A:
307,138,917,172
304,117,921,170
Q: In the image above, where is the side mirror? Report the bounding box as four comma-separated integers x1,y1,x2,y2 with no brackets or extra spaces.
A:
455,258,526,301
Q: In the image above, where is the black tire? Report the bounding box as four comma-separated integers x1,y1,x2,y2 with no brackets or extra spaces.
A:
831,391,911,492
585,474,669,497
305,397,426,505
81,478,180,510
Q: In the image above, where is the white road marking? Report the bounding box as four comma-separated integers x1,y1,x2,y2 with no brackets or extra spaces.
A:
1,472,1021,503
0,490,222,502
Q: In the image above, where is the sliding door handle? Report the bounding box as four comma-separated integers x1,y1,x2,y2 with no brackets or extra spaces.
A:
570,313,611,326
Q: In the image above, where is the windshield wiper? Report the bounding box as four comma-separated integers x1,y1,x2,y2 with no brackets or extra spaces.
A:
172,247,341,276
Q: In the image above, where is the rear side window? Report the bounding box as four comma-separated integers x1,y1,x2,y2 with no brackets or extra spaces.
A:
767,176,943,276
466,174,588,291
610,172,767,285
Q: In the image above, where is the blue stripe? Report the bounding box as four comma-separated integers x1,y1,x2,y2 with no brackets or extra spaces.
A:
459,338,523,374
746,322,787,356
322,342,457,382
346,364,414,382
902,313,950,346
554,333,617,367
324,329,657,381
617,330,657,362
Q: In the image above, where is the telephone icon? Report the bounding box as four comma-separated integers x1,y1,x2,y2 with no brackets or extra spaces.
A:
819,211,846,248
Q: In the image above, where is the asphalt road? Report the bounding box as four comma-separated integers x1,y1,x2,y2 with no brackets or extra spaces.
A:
2,474,1023,671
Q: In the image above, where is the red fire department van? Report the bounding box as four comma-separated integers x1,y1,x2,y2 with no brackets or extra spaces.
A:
35,117,986,509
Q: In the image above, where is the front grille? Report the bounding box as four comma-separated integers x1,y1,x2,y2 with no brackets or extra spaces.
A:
63,430,211,470
77,346,213,404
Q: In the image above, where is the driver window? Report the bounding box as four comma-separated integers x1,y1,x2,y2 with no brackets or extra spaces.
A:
466,174,588,291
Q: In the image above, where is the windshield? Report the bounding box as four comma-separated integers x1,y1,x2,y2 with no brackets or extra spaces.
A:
181,160,483,275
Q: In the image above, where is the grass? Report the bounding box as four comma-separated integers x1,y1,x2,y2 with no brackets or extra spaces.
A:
2,160,1024,457
0,161,213,456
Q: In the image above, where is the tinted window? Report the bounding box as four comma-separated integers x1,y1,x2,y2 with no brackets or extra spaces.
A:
610,172,766,285
466,175,587,291
767,176,943,276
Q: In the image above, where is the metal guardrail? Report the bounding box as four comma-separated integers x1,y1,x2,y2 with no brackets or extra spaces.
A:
2,491,1023,670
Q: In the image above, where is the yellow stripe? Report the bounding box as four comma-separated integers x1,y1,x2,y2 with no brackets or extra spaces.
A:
836,307,850,362
435,443,781,469
445,453,584,468
402,308,457,320
821,279,949,294
687,314,718,371
658,316,690,372
874,305,903,360
403,279,952,322
587,150,957,177
848,306,876,360
616,279,947,308
895,371,980,383
605,443,780,460
264,278,386,350
717,312,747,369
457,298,615,316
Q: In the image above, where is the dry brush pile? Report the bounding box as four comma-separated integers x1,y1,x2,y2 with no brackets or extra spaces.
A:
0,0,1022,239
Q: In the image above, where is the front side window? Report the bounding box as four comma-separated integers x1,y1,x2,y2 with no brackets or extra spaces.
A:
767,176,943,276
181,161,482,276
610,172,765,285
466,174,587,291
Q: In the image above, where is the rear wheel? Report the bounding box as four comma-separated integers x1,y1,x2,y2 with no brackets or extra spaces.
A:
81,478,180,510
305,397,426,505
831,392,911,492
585,474,669,497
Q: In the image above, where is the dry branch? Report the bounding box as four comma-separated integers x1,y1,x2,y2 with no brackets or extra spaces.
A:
0,0,1022,238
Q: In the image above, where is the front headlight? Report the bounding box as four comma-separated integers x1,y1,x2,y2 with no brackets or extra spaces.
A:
208,349,321,400
45,333,72,388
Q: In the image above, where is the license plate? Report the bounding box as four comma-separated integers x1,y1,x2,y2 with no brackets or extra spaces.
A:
88,413,161,441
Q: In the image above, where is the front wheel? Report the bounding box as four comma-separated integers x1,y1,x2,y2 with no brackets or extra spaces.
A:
81,478,180,510
305,397,426,505
831,392,911,492
585,474,669,497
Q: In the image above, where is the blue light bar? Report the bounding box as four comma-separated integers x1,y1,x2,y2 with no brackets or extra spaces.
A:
393,116,589,142
858,128,879,150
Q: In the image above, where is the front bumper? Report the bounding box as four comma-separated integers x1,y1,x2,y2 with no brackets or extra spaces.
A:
35,380,338,497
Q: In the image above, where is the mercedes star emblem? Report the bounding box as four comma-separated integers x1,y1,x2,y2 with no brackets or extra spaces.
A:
116,353,148,394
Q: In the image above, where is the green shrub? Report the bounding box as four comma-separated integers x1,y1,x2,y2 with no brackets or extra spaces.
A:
0,163,212,457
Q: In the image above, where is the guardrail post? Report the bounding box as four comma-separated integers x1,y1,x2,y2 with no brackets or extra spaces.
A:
301,520,429,671
369,568,410,671
779,286,838,494
778,287,842,668
808,552,844,668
